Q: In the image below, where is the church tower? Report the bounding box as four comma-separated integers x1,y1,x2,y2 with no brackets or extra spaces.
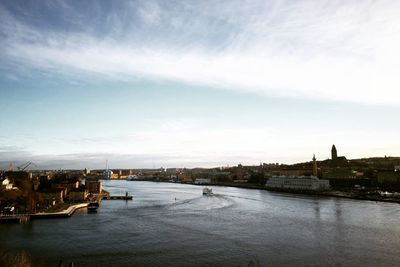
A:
331,144,337,160
312,154,317,177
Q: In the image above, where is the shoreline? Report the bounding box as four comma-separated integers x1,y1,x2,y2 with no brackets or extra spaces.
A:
0,203,88,224
30,203,88,219
216,182,400,204
3,181,399,224
125,179,400,204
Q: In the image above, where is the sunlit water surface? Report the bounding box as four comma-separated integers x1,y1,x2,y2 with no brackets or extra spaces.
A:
1,181,400,266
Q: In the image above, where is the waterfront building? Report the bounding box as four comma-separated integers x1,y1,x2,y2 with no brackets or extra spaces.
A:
4,171,31,181
276,169,313,177
37,188,65,205
86,180,102,194
377,171,400,185
117,169,131,179
111,172,120,179
1,178,14,190
266,176,330,191
51,179,80,191
322,168,356,179
178,173,193,183
194,178,211,185
68,186,89,202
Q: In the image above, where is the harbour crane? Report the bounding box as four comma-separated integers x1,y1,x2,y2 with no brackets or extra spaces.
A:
17,161,37,171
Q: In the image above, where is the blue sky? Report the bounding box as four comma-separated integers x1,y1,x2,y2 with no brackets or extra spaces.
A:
0,0,399,169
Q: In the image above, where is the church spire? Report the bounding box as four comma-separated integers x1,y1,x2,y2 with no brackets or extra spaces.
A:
331,144,337,160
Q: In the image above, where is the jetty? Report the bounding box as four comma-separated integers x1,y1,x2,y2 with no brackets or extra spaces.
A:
0,191,133,224
102,191,133,200
0,203,89,223
0,214,30,224
30,203,88,219
103,195,133,200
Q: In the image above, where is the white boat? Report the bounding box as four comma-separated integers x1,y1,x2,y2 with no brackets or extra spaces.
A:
203,187,213,195
126,175,139,181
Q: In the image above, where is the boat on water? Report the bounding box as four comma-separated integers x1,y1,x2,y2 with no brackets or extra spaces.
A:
126,175,139,181
87,201,99,212
203,187,213,196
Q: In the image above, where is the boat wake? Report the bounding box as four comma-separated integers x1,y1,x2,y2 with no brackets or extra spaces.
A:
169,194,235,212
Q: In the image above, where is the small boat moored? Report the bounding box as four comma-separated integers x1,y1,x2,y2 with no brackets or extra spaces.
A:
126,175,139,181
203,187,213,196
87,201,99,212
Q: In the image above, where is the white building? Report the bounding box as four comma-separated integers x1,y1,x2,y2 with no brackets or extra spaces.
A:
127,175,139,180
194,178,211,185
266,176,330,191
1,178,13,190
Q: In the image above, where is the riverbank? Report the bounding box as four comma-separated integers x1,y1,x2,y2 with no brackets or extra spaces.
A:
319,190,400,203
31,203,88,219
134,180,400,204
110,179,400,203
0,203,88,224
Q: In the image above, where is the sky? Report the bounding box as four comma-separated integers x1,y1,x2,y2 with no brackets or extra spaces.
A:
0,0,399,170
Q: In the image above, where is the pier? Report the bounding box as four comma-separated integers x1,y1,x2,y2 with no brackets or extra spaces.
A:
0,203,89,223
30,203,89,219
102,195,133,200
102,191,133,200
0,214,30,224
0,193,132,224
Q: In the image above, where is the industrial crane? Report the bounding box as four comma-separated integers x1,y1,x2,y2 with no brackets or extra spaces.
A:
17,161,37,171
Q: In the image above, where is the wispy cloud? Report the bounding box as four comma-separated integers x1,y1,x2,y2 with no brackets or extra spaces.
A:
136,1,162,25
1,1,400,104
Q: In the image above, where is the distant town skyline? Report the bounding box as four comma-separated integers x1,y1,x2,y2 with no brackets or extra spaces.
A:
1,0,400,169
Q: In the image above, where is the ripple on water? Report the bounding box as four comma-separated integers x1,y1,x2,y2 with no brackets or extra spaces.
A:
2,181,400,267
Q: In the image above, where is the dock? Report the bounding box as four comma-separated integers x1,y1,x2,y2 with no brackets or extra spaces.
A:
1,203,90,223
0,192,132,224
102,191,133,200
102,195,133,200
30,203,88,219
0,215,30,224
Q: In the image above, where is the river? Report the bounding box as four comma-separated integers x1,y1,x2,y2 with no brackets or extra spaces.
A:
1,180,400,266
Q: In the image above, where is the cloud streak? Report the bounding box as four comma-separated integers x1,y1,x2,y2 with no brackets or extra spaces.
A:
1,0,400,104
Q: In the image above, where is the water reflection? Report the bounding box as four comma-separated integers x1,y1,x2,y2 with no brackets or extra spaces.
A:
334,200,343,222
313,200,320,219
1,181,400,267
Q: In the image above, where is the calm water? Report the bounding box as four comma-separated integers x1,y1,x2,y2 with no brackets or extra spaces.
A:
1,181,400,266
